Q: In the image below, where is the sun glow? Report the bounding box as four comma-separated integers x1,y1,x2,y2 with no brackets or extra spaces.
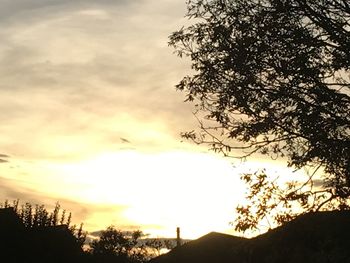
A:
31,150,244,238
2,149,305,239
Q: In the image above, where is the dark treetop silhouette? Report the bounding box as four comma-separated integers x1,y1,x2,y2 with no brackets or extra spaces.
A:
0,204,83,263
0,200,166,263
169,0,350,229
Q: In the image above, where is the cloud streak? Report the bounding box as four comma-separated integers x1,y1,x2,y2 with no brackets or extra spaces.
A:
0,0,193,161
0,154,9,163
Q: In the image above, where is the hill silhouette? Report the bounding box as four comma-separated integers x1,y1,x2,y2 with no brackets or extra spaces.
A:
150,211,350,263
149,232,248,263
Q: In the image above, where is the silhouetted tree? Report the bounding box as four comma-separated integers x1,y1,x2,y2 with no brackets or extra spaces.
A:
90,226,149,263
75,223,87,248
0,200,86,248
233,169,350,233
0,200,88,263
51,201,60,226
170,0,350,230
145,239,166,257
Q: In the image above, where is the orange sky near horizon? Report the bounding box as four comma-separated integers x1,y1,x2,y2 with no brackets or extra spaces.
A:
0,0,308,239
1,148,304,239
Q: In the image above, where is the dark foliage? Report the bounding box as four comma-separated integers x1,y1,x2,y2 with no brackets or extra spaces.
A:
89,226,148,263
0,201,162,263
233,169,350,233
0,205,84,263
170,0,350,229
0,199,86,246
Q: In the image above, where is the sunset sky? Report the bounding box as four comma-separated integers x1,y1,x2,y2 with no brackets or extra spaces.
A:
0,0,303,239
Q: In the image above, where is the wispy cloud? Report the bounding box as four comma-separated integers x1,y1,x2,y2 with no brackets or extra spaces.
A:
0,0,193,161
0,154,9,163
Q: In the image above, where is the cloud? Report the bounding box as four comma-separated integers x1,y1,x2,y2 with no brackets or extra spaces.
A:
0,154,10,163
0,175,131,230
88,224,163,238
0,0,193,161
0,0,132,24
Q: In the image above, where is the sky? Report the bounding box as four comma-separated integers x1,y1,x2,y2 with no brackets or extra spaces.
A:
0,0,303,239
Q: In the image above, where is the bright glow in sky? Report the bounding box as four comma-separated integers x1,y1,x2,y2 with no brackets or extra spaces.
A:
0,0,303,239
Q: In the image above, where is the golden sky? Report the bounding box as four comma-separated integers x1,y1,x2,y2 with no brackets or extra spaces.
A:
0,0,303,239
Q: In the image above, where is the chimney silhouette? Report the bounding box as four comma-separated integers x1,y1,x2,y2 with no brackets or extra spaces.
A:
176,227,181,247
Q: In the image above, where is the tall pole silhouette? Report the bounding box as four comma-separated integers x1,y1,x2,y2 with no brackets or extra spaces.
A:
176,227,181,247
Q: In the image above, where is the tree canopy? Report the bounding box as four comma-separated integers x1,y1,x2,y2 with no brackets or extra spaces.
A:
90,226,149,263
0,200,162,263
170,0,350,229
